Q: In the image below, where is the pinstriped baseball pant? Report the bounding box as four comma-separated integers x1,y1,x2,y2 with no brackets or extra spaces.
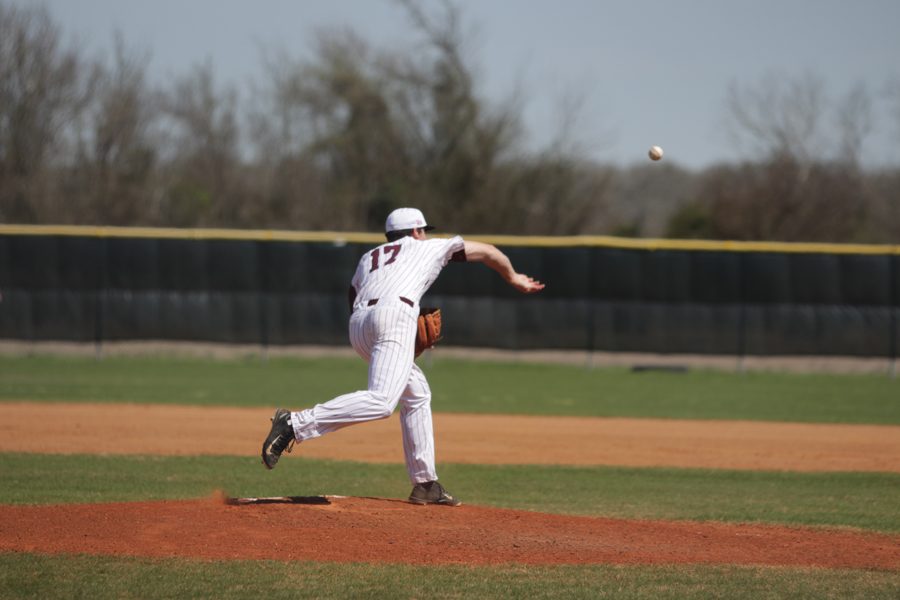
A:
289,303,437,484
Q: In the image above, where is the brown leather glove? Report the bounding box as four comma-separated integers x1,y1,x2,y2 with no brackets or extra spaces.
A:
415,307,442,357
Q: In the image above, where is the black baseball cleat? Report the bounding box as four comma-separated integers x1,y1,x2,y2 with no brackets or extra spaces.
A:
408,481,461,506
261,408,295,469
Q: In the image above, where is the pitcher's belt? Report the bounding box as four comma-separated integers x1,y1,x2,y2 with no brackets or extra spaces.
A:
367,297,414,308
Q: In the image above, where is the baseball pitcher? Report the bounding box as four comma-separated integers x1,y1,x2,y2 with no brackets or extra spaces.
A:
261,207,544,505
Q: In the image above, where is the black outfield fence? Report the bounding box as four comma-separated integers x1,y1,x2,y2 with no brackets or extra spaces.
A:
0,225,897,361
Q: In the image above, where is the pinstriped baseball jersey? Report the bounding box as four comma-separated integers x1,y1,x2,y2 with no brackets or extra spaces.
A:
350,235,465,310
288,233,465,486
266,207,542,503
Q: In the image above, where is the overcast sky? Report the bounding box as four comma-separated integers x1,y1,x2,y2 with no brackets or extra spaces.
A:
11,0,900,170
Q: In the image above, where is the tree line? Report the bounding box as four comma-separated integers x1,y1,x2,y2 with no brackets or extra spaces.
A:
1,1,898,242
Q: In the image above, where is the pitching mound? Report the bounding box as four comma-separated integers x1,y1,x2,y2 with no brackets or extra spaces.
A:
2,495,897,568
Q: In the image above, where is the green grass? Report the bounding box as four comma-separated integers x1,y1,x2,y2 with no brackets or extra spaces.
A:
1,353,898,597
1,553,897,599
2,454,898,532
1,354,898,423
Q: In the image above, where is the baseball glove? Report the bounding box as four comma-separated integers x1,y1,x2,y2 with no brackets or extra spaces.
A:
415,307,443,357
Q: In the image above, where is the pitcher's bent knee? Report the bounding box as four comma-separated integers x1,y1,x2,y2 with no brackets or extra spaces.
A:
368,393,397,420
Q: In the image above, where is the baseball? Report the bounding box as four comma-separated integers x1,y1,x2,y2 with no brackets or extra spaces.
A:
648,145,664,161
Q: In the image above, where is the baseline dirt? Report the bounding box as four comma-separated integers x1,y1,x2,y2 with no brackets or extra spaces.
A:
1,496,898,569
2,402,899,472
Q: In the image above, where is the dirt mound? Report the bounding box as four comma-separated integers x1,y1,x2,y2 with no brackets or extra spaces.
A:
1,496,897,568
3,400,898,568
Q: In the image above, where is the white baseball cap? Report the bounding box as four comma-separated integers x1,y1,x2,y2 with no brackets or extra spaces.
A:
384,207,435,233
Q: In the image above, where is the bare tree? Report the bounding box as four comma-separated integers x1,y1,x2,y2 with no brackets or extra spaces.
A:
726,71,825,165
696,72,877,242
249,29,403,230
835,83,872,165
65,35,159,225
0,0,613,235
0,2,90,222
158,62,242,226
388,0,529,230
246,0,607,235
684,156,869,243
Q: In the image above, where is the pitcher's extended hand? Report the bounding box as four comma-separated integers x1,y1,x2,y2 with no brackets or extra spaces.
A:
509,273,545,294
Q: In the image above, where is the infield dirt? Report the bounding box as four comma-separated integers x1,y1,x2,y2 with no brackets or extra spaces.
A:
2,401,899,567
2,402,899,471
2,495,899,569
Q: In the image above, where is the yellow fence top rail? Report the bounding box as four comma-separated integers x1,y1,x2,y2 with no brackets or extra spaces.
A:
0,223,897,255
